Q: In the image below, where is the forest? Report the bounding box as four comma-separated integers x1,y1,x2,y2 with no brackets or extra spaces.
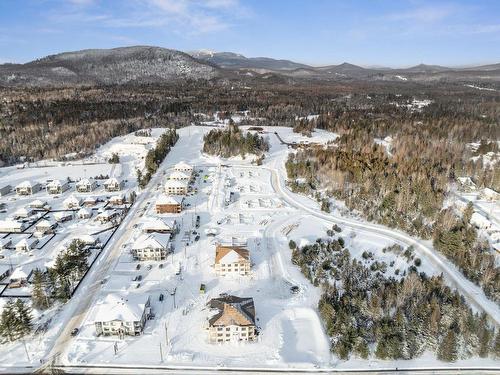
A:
202,123,269,158
290,235,500,361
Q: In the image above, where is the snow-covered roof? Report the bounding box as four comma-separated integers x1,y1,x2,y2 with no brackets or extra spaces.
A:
169,171,190,180
132,233,170,250
76,178,94,186
0,219,25,231
30,199,47,208
174,161,193,170
92,293,149,322
156,195,183,205
164,179,188,189
15,237,38,249
36,219,52,228
54,211,73,220
78,207,91,216
14,207,32,217
83,196,97,203
63,195,81,207
47,179,65,188
471,212,491,229
142,217,176,232
104,177,120,185
109,194,124,202
10,267,29,280
15,180,33,189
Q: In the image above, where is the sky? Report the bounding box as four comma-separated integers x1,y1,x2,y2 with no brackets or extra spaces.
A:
0,0,499,67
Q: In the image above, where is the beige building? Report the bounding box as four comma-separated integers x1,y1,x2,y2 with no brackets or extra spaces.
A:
164,179,188,196
15,181,41,195
214,245,251,277
46,179,69,195
76,178,97,193
93,293,151,337
104,178,124,192
173,161,193,175
207,295,256,343
132,233,171,261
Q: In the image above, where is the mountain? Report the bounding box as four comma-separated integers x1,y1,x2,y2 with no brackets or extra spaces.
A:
0,46,220,86
401,64,450,73
189,50,311,71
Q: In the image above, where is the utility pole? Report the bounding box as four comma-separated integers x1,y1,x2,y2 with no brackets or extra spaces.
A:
159,342,163,362
21,338,31,362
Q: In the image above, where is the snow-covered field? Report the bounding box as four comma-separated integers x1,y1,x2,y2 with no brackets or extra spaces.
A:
1,121,499,371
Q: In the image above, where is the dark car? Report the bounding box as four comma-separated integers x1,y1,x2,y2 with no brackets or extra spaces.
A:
290,285,300,294
195,235,200,241
159,293,164,302
136,264,141,270
70,328,79,336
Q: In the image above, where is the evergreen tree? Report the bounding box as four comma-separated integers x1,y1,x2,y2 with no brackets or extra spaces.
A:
0,299,32,342
32,269,50,310
494,331,500,359
438,329,458,362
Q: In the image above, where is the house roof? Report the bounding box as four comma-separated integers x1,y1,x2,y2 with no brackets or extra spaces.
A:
0,220,25,230
14,207,32,216
208,295,255,327
15,180,33,189
76,178,94,186
36,219,52,228
164,179,188,189
47,179,65,188
63,195,81,206
174,161,192,170
15,237,38,249
132,233,170,250
169,171,190,180
30,199,47,207
141,218,176,231
104,177,120,185
156,195,183,205
92,293,149,322
215,245,249,264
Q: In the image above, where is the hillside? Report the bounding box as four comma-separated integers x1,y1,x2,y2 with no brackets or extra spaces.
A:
0,46,220,86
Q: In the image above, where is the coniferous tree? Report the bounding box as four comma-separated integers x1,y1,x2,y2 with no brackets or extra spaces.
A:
438,329,459,362
32,269,50,310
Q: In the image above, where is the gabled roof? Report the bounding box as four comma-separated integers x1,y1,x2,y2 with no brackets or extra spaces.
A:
63,195,81,206
164,179,188,189
132,233,170,250
142,217,176,231
15,237,38,249
77,207,91,216
47,179,65,188
14,207,32,216
36,219,52,228
30,199,47,207
15,180,33,189
92,293,149,322
76,178,95,186
174,161,193,170
215,245,249,264
169,171,190,180
208,295,255,327
156,194,183,205
104,177,120,185
0,219,25,230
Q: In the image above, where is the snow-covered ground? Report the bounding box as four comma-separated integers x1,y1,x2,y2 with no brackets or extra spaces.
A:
1,122,499,371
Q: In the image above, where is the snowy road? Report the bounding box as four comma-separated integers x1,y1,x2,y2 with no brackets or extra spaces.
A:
252,147,500,327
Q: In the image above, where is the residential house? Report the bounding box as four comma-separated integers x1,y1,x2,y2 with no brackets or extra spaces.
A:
109,194,125,206
207,295,256,343
76,178,97,193
104,178,124,192
77,208,92,219
8,267,32,287
54,211,73,222
46,179,69,195
35,219,57,235
164,180,188,196
29,199,49,209
14,207,34,219
132,233,171,261
83,196,97,207
15,181,41,195
155,195,183,214
93,293,151,337
15,237,39,252
214,245,251,277
63,195,81,209
0,220,27,233
96,210,120,224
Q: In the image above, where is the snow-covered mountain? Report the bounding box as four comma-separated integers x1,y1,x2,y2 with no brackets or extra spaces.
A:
0,46,220,86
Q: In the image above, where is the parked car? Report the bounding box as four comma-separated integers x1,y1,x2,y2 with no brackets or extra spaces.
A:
159,263,164,269
136,264,141,270
147,264,153,270
195,235,200,241
70,328,79,336
159,293,164,302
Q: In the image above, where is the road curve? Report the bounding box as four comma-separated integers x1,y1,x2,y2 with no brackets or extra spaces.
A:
232,159,500,327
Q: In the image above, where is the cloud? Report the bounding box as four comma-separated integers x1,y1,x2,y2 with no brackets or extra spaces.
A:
48,0,247,35
386,4,456,23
